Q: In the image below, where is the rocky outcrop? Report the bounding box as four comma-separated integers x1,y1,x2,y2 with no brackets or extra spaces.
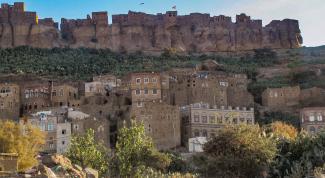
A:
22,154,99,178
0,2,303,53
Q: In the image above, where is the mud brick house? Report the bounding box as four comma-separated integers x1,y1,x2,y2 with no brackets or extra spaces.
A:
128,72,180,150
68,109,110,148
0,83,20,120
128,72,170,105
169,70,254,107
85,75,121,97
181,102,254,146
262,86,301,110
300,87,325,106
130,101,181,150
20,81,51,115
301,107,325,134
51,84,79,107
0,153,18,176
21,108,71,154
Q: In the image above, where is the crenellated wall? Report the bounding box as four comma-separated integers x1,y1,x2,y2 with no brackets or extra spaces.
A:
0,2,303,53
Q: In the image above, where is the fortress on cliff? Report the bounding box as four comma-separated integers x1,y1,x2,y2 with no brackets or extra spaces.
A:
0,2,303,53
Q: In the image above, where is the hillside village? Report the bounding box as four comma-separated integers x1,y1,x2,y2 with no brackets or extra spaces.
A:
0,51,324,150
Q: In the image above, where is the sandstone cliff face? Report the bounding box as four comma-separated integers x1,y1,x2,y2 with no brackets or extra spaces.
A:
0,2,303,53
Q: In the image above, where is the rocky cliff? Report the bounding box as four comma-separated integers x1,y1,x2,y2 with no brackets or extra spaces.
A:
0,2,303,53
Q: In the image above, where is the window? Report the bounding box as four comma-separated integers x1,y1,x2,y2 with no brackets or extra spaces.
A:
49,142,54,149
233,118,238,124
148,124,152,132
48,122,54,131
136,78,141,84
152,78,157,83
74,124,79,131
135,89,141,95
62,129,66,135
247,118,253,124
194,115,200,122
194,130,200,137
25,90,30,98
62,141,65,145
209,116,215,123
317,115,323,121
144,89,148,95
240,118,245,123
217,117,222,124
219,81,228,87
152,89,157,95
144,78,149,83
59,89,64,96
137,101,143,107
202,130,208,137
52,90,57,96
0,102,4,110
310,126,316,133
309,115,315,122
202,116,207,123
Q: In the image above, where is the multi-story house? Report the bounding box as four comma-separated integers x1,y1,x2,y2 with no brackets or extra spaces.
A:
0,83,20,120
131,102,181,150
85,74,121,97
181,102,254,146
51,84,79,107
20,81,51,114
0,153,18,176
262,86,301,110
169,70,254,107
129,72,180,150
68,109,110,148
130,72,163,105
21,108,71,154
300,107,325,134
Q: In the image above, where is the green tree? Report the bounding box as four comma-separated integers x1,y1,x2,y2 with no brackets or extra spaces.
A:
265,121,298,141
194,124,277,178
0,120,45,171
66,129,109,176
113,121,171,177
268,129,325,178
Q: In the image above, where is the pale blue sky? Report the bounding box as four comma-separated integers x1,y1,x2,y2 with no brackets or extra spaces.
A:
1,0,324,46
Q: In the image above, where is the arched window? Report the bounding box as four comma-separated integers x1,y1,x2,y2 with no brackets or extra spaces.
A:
194,130,200,137
310,126,316,133
202,130,208,137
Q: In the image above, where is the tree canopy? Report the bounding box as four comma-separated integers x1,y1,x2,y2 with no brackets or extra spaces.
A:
113,121,171,177
66,129,109,176
194,124,277,178
0,120,45,171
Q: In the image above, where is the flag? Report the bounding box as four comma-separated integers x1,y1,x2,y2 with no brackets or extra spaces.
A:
172,5,176,10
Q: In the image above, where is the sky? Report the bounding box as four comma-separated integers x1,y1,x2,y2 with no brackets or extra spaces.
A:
1,0,324,47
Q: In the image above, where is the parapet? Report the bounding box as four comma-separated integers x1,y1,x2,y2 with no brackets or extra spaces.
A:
0,2,37,24
189,102,254,111
92,11,108,26
61,11,108,28
236,13,251,23
39,18,59,28
13,2,24,12
211,15,232,24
